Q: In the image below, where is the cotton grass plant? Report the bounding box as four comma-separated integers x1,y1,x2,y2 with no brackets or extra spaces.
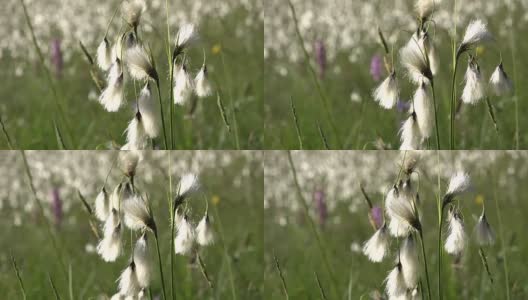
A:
369,0,514,150
85,0,215,150
359,151,497,300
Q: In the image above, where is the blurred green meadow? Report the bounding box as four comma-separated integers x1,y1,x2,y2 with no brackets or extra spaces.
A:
0,2,263,150
264,1,528,150
0,151,263,299
264,151,528,299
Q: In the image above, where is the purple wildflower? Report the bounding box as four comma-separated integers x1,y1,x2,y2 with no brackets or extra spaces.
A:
314,40,326,79
313,190,327,227
370,54,383,81
50,38,63,78
369,206,383,229
396,99,411,113
51,187,63,228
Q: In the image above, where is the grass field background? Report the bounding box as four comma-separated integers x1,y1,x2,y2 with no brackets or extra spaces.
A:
0,2,263,150
0,151,263,299
264,151,528,299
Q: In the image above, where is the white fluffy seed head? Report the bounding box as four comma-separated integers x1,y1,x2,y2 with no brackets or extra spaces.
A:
195,65,213,98
460,19,493,50
362,224,389,262
118,262,141,296
385,263,407,298
489,63,513,96
428,43,439,76
137,84,159,138
461,58,485,105
134,234,151,288
123,195,154,232
124,113,148,150
97,38,113,71
385,187,414,237
177,173,200,199
95,188,109,222
115,32,137,61
400,235,419,288
445,209,466,255
174,216,195,255
373,72,399,109
415,0,435,21
386,185,420,232
475,211,495,246
400,32,432,84
399,112,422,150
122,0,146,28
176,23,199,49
126,45,157,82
173,64,194,105
119,151,142,178
99,60,125,112
97,210,122,262
446,171,471,197
413,82,433,139
196,214,215,246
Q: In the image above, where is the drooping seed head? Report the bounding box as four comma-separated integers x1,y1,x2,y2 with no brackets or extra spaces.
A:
174,215,195,255
489,63,513,96
137,83,159,139
195,64,213,98
461,56,485,105
118,261,141,296
475,210,495,246
133,233,151,288
445,208,466,256
196,214,215,246
373,71,399,109
362,223,389,262
459,19,493,54
94,187,109,222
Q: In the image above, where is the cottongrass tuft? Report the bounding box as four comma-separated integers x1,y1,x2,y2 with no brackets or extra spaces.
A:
400,32,432,84
94,187,109,222
117,261,141,297
443,171,471,207
97,38,113,71
122,0,146,29
97,209,123,262
134,233,151,288
123,112,148,150
400,234,419,289
445,208,466,256
385,263,407,298
99,60,125,112
399,112,422,150
195,64,213,98
461,57,485,105
173,63,194,105
475,210,495,246
459,19,493,54
137,83,159,139
175,23,199,50
413,81,433,140
177,173,201,200
119,151,142,178
126,45,158,82
196,214,215,246
174,215,195,255
123,194,156,232
373,71,399,109
415,0,435,21
489,63,513,96
362,223,389,262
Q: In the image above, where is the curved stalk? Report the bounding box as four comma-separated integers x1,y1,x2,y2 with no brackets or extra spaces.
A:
155,79,169,149
430,80,440,149
449,57,459,150
154,232,168,300
419,230,432,300
437,205,445,300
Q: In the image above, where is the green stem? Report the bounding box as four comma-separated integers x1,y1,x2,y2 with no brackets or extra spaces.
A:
450,56,459,150
10,254,27,300
438,205,445,300
170,213,176,300
0,114,14,149
419,230,432,300
155,79,169,149
287,0,342,148
431,81,441,149
220,52,240,149
212,202,237,300
154,232,168,300
493,179,510,300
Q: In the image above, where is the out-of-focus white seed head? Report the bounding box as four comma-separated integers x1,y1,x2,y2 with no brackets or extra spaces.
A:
489,63,513,96
94,187,109,222
195,64,213,98
174,215,195,255
362,224,389,262
115,32,137,61
123,113,148,150
399,112,422,150
119,151,142,178
97,209,122,262
475,210,495,246
415,0,435,21
446,171,471,197
122,0,146,29
173,64,194,105
97,38,113,71
373,71,399,109
118,261,141,296
177,173,201,199
461,58,485,105
137,84,159,138
196,214,215,246
385,263,407,298
445,208,466,256
134,234,151,288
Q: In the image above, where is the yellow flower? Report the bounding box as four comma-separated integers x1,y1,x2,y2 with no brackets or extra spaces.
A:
475,194,484,206
212,195,220,206
212,44,222,55
475,46,485,57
